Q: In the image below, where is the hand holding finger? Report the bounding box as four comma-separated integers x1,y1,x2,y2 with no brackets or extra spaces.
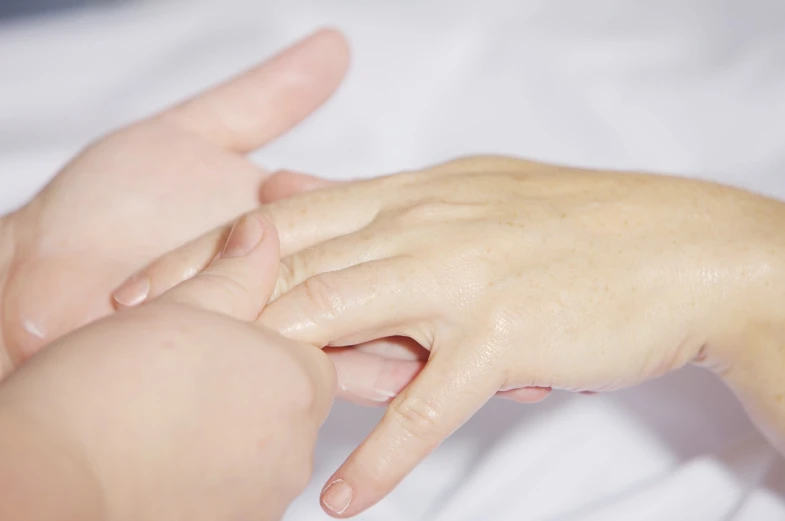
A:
156,214,279,320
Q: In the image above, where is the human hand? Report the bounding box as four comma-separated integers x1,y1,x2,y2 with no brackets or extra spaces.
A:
0,214,335,521
0,29,349,379
121,156,785,516
118,168,552,407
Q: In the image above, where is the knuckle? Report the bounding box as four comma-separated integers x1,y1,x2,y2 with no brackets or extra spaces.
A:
396,201,449,222
299,274,345,318
276,256,298,295
379,169,422,188
381,200,458,228
428,155,481,174
387,393,442,444
278,248,325,298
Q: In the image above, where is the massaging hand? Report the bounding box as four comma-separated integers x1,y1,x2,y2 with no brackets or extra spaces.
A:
117,156,785,517
0,30,349,379
0,215,335,521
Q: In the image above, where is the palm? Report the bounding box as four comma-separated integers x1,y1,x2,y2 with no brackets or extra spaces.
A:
4,122,263,356
0,30,349,372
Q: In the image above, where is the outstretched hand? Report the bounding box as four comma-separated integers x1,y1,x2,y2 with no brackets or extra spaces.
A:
0,29,349,378
122,156,785,517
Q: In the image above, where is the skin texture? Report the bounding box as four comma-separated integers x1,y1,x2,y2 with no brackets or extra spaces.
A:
0,215,336,521
0,29,350,379
123,156,785,517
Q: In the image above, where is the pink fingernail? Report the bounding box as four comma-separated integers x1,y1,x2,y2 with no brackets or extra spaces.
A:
113,275,150,307
221,215,265,258
322,479,353,515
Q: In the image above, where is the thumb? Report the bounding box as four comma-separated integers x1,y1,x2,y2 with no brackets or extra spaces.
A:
156,215,279,320
260,170,337,203
158,29,350,153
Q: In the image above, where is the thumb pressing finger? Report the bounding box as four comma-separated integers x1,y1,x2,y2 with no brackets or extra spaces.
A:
156,215,279,320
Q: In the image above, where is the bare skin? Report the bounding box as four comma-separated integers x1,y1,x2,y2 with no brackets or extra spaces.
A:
123,156,785,517
0,29,350,378
0,215,336,521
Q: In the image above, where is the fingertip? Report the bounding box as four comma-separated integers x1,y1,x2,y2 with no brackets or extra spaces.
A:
112,274,151,309
219,214,266,259
320,357,498,516
285,27,351,103
307,27,351,68
321,478,354,517
160,28,351,153
154,214,281,318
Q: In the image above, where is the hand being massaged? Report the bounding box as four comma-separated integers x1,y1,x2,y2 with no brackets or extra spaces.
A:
116,156,785,517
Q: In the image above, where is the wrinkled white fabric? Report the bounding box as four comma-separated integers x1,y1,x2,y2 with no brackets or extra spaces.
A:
1,1,784,519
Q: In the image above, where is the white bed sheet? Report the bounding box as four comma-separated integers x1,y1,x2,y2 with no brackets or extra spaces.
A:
2,1,785,519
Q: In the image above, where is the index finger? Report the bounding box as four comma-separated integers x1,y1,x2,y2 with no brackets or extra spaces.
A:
259,177,382,257
113,177,385,307
319,340,502,517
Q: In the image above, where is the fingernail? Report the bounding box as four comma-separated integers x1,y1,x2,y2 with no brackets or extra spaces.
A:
113,275,150,307
221,215,265,258
322,479,353,515
334,360,399,403
337,380,398,403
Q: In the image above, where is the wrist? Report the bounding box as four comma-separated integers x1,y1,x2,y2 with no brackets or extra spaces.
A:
701,193,785,451
0,405,105,521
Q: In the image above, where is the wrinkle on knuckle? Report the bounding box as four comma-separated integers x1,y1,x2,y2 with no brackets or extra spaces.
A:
397,201,452,223
387,394,443,445
277,256,299,294
279,249,325,293
300,274,344,319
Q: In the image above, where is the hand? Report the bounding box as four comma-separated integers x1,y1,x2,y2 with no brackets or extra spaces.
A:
120,156,785,517
118,168,553,407
0,215,335,521
0,29,349,379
